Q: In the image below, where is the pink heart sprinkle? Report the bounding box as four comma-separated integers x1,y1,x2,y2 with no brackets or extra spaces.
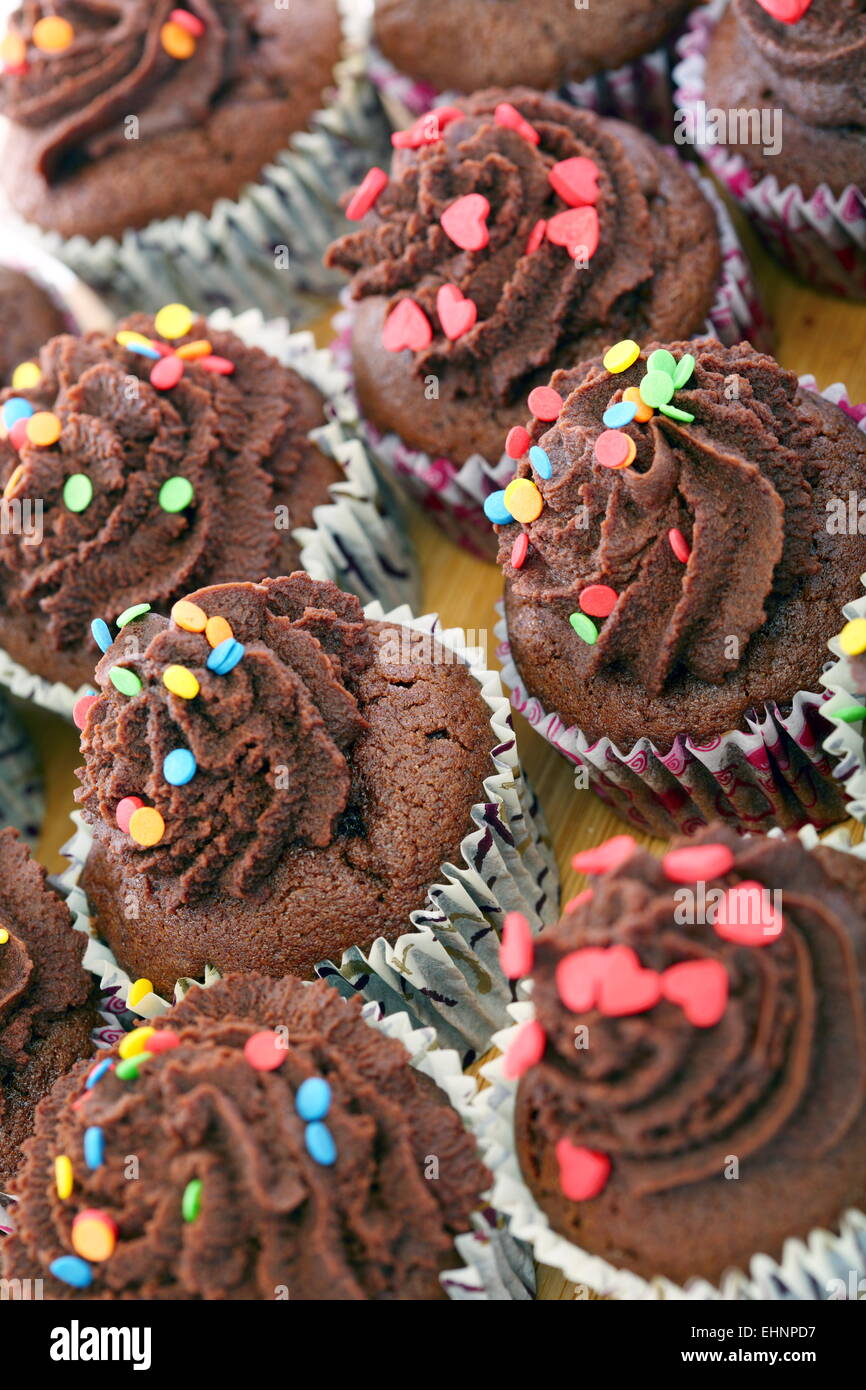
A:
597,945,663,1018
546,206,600,261
441,194,491,252
754,0,813,22
436,283,478,340
549,156,600,208
346,167,388,221
525,219,546,255
662,960,729,1028
714,881,785,946
499,910,533,980
502,1019,546,1079
555,1139,611,1201
382,298,433,353
662,843,735,884
556,947,609,1013
495,102,540,145
572,835,635,876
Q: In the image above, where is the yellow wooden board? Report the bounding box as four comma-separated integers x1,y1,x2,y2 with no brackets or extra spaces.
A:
18,213,866,1302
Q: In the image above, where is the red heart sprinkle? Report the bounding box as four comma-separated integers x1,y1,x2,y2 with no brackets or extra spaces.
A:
662,843,735,884
505,426,531,459
149,354,184,390
555,1139,611,1201
579,585,618,619
346,166,388,221
495,102,540,145
598,945,663,1017
503,1019,546,1079
511,532,529,570
436,283,478,340
556,947,610,1013
441,194,490,252
392,105,464,148
564,888,593,913
499,910,533,979
525,219,546,254
572,834,635,876
714,881,785,946
546,206,600,261
527,386,563,422
754,0,813,22
382,298,433,353
549,156,600,208
662,960,729,1028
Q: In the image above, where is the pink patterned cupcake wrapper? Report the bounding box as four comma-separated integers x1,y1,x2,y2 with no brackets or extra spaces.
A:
673,0,866,299
332,168,768,557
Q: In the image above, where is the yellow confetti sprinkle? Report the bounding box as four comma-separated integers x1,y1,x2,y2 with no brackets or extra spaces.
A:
504,477,544,524
128,807,165,847
172,599,208,632
118,1026,156,1059
128,978,154,1009
11,360,41,390
154,303,194,341
25,411,62,447
0,927,8,944
54,1155,74,1200
603,340,640,374
163,664,200,699
33,16,74,52
839,618,866,657
3,464,25,500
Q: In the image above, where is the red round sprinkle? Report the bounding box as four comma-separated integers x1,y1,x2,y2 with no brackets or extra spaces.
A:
345,166,388,221
572,834,636,876
494,102,540,145
510,532,529,570
170,8,206,37
199,355,235,375
595,429,634,469
73,694,99,731
115,796,144,834
556,1139,611,1202
9,418,28,451
150,355,184,390
714,882,785,946
502,1019,546,1080
549,156,600,208
668,527,691,563
149,1030,181,1054
598,945,662,1017
243,1030,287,1071
579,585,618,619
662,843,735,884
527,386,563,422
525,219,546,255
556,947,609,1013
662,960,728,1028
499,910,533,979
505,426,531,460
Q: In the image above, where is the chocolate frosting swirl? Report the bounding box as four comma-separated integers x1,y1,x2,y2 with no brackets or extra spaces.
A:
76,575,375,906
498,338,833,695
5,975,488,1299
734,0,866,130
0,1,319,182
0,313,327,660
326,89,720,408
525,826,866,1200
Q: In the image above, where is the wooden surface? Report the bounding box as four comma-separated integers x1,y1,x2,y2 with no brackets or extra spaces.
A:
18,213,866,1303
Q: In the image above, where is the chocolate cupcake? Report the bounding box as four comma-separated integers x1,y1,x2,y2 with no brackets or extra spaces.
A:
675,0,866,297
0,268,64,387
494,336,866,837
479,826,866,1294
3,974,490,1299
0,2,390,318
326,88,762,554
0,829,95,1191
72,573,504,1000
0,306,414,714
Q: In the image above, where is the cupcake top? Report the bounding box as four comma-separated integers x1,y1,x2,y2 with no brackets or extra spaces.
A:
734,0,866,130
76,574,375,909
495,336,866,744
0,267,65,386
0,1,342,237
0,827,94,1186
4,974,489,1299
506,826,866,1275
327,89,720,448
0,308,333,688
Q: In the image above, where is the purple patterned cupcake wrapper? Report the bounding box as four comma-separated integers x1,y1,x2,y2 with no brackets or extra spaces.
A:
59,602,559,1065
673,0,866,299
332,166,769,557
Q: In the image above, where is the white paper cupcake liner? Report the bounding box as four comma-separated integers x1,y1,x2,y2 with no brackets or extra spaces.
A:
58,601,559,1065
332,168,769,557
494,376,865,838
0,695,42,841
469,824,866,1301
14,3,392,325
0,307,419,723
673,0,866,299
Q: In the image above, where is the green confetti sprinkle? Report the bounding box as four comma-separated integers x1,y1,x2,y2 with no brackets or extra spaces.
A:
647,349,677,378
639,370,675,409
569,612,598,646
109,666,143,697
673,353,696,390
63,474,93,513
660,403,695,423
834,706,866,724
116,603,151,628
159,476,195,513
115,1052,153,1081
182,1179,202,1223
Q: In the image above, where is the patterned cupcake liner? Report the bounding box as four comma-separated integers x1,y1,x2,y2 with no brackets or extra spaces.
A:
332,169,769,558
468,824,866,1301
494,376,866,839
0,695,42,842
0,307,419,723
673,0,866,299
11,3,393,326
0,229,113,339
59,601,560,1065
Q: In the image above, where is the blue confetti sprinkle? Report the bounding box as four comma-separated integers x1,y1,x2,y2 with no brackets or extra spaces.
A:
305,1121,337,1167
126,342,161,361
84,1126,105,1170
206,638,245,676
91,618,112,653
2,397,34,430
529,445,552,480
603,400,638,429
296,1077,331,1123
163,748,197,786
49,1256,93,1289
85,1058,113,1091
483,490,513,525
